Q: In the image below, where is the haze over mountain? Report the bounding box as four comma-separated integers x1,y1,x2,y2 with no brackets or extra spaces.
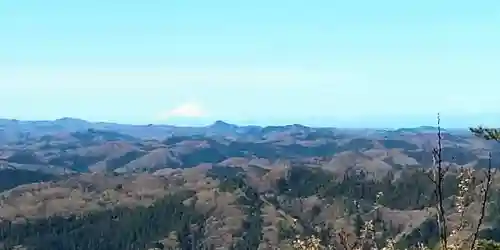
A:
0,117,498,177
2,1,499,127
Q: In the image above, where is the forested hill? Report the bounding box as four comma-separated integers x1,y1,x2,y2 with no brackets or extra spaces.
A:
0,164,500,249
1,119,500,249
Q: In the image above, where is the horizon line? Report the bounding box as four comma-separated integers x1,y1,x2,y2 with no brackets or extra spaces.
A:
0,116,483,130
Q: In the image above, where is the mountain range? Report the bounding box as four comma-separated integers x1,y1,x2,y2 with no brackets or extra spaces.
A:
0,118,499,249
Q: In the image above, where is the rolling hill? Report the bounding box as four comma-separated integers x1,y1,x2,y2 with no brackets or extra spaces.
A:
0,118,499,249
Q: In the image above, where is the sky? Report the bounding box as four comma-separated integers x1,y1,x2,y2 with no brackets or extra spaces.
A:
0,1,499,128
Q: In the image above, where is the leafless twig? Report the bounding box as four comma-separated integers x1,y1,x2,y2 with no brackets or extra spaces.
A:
431,113,448,250
469,152,495,250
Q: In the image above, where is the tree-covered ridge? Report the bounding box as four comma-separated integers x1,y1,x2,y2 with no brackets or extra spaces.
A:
0,169,60,192
0,164,499,249
0,191,205,250
275,166,460,210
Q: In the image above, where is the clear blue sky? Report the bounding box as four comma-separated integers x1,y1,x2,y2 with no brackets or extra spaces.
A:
1,1,499,128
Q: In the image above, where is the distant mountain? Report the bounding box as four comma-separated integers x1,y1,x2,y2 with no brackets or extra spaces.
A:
391,126,444,133
209,120,237,130
0,117,495,175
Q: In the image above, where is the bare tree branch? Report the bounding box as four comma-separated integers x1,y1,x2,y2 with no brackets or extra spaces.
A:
432,113,448,250
337,230,353,250
470,152,495,250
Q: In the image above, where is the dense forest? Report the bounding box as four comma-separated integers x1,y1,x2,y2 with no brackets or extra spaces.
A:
0,169,59,192
0,171,267,250
275,166,460,210
273,166,500,249
0,166,499,249
0,191,205,250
